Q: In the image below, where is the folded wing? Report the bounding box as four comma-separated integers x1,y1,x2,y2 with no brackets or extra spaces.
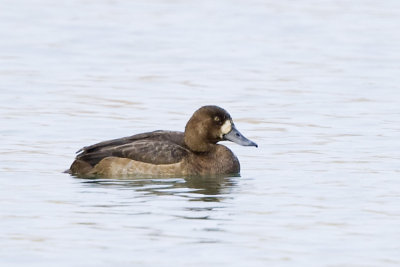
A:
76,130,188,166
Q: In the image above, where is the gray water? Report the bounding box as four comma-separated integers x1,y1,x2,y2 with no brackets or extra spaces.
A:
1,0,400,266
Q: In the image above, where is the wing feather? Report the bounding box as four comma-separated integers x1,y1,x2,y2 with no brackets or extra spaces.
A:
76,131,188,166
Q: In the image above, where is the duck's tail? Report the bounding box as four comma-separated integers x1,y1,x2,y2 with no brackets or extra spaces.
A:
67,159,94,177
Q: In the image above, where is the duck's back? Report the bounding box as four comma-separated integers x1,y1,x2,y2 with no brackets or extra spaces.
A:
70,130,189,175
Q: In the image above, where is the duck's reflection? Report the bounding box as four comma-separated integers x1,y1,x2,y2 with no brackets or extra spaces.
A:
77,174,239,202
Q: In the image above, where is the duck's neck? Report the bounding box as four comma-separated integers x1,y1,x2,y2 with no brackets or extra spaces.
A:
184,114,218,152
184,133,215,152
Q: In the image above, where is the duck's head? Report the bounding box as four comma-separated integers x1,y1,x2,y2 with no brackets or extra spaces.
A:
184,105,258,152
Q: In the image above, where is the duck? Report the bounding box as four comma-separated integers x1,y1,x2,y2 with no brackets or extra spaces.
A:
69,105,257,177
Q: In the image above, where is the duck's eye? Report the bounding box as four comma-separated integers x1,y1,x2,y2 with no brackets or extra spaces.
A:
214,116,220,122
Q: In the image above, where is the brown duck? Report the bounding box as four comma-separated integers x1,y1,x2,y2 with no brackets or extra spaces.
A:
69,105,257,177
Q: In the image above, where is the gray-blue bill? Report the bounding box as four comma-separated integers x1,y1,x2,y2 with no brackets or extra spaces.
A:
223,126,258,147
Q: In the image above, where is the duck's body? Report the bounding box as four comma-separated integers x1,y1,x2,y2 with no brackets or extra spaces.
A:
69,106,257,178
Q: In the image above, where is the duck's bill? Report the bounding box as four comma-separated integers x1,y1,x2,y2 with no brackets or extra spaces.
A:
223,126,258,147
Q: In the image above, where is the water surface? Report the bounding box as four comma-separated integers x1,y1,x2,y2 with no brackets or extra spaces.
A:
1,0,400,266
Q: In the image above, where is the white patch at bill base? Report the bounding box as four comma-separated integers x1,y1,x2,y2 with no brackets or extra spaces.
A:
220,120,232,137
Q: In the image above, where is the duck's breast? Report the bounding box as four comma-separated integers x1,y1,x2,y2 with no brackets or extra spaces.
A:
185,145,240,175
